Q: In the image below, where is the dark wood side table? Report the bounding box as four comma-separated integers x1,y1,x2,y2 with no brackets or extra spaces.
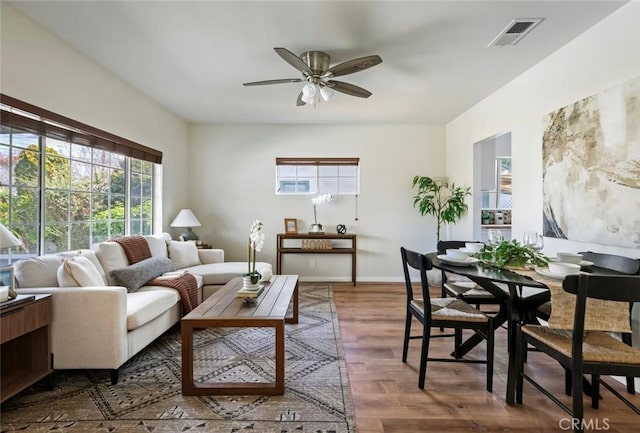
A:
276,233,357,286
1,294,53,403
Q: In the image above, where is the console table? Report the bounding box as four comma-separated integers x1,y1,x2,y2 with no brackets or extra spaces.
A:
276,233,357,286
1,294,53,403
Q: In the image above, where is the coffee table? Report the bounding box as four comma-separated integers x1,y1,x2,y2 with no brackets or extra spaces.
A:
181,274,299,396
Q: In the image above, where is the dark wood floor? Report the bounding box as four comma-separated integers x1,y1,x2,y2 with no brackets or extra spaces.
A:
333,283,639,433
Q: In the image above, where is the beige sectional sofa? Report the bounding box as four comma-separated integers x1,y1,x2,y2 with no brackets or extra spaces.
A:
13,233,271,383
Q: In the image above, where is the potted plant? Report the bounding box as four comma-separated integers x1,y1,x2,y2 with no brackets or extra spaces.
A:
481,210,494,225
412,176,471,241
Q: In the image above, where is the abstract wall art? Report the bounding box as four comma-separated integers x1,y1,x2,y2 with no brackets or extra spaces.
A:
542,75,640,248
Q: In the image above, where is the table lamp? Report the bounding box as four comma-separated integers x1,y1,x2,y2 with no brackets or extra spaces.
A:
0,223,24,300
170,209,202,241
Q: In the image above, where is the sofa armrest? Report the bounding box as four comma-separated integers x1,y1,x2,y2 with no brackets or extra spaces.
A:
198,248,224,264
16,286,129,370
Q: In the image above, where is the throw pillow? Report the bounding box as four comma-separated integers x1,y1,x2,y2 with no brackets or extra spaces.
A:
59,255,104,287
167,240,201,269
110,256,175,292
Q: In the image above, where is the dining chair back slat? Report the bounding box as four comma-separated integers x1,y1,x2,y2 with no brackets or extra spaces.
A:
578,251,640,275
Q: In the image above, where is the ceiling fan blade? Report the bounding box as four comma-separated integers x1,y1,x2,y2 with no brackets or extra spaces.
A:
296,91,306,106
326,80,372,98
274,47,312,76
243,78,302,86
324,55,382,78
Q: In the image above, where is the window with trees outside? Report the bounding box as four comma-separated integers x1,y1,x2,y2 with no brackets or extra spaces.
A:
0,96,161,265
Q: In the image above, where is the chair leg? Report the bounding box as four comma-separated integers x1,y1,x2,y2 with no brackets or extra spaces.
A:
454,328,462,359
486,322,494,393
402,310,412,363
622,333,636,394
591,375,600,409
515,327,524,404
418,324,431,389
572,365,584,433
565,367,572,396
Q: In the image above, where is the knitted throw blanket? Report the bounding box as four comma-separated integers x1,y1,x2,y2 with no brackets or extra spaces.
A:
149,273,199,314
111,235,199,314
111,235,151,264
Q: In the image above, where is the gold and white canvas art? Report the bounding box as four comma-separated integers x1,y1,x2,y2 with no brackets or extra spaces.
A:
542,75,640,248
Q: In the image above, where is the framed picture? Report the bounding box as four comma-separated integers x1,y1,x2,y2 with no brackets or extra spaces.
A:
0,266,15,291
284,218,298,234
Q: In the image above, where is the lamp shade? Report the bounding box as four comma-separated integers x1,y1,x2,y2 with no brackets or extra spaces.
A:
301,83,317,104
170,209,201,228
320,86,334,102
0,223,22,249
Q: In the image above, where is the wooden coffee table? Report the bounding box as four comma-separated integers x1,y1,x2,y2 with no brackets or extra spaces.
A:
181,274,298,396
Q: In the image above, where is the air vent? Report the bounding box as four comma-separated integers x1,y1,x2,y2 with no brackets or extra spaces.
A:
488,18,544,47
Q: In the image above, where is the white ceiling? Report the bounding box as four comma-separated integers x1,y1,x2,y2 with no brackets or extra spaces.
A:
9,0,627,124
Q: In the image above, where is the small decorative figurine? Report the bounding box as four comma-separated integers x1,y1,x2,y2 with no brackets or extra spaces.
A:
336,224,347,234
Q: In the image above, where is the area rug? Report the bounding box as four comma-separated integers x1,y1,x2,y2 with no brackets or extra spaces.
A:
0,285,356,433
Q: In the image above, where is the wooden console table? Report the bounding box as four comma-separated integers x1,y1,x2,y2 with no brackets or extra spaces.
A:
1,294,53,403
276,233,357,286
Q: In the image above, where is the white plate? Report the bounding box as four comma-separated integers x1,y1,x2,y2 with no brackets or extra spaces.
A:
548,258,594,267
534,266,572,280
437,255,479,266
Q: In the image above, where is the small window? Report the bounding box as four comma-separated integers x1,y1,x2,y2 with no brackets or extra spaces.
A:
276,157,359,195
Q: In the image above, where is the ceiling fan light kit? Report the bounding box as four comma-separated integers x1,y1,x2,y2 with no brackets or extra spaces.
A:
243,47,382,106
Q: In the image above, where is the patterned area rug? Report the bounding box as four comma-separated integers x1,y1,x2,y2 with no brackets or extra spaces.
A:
1,285,356,433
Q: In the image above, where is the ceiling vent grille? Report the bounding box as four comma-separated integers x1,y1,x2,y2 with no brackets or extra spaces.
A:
488,18,544,47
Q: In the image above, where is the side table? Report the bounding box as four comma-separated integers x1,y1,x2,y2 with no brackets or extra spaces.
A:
1,294,53,403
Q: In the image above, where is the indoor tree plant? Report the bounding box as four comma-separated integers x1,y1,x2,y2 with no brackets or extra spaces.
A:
412,176,471,241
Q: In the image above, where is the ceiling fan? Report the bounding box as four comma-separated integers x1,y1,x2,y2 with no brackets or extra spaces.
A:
243,47,382,106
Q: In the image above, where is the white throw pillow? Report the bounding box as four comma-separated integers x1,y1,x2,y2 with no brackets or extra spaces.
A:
59,255,104,287
57,265,79,287
167,240,201,269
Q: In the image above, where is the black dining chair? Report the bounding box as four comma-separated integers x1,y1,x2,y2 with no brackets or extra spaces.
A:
400,247,495,391
515,273,640,432
535,251,640,395
437,240,500,311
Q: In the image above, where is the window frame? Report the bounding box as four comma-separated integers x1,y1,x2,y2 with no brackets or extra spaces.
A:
1,97,159,263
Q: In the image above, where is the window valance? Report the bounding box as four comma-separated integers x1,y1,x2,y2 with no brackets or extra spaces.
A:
0,94,162,164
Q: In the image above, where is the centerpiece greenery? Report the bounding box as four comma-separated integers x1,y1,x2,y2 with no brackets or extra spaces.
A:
245,220,265,284
412,176,471,241
473,239,548,269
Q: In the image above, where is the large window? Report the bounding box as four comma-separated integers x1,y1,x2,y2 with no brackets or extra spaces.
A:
276,157,359,195
0,95,161,264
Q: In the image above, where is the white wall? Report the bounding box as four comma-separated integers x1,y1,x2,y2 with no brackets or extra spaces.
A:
446,0,640,260
446,1,640,350
0,4,190,229
189,124,445,282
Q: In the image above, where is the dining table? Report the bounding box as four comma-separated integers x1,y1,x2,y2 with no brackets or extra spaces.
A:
426,252,625,404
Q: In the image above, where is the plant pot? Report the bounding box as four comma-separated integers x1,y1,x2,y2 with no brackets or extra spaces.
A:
242,271,261,290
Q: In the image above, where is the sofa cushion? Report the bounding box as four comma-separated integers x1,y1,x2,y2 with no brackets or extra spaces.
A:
144,233,171,259
168,240,201,269
181,261,272,286
58,250,106,284
110,257,175,292
126,289,179,330
96,242,129,285
14,255,63,288
58,256,104,287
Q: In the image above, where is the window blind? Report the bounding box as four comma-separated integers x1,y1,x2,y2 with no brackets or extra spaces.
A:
0,94,163,164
